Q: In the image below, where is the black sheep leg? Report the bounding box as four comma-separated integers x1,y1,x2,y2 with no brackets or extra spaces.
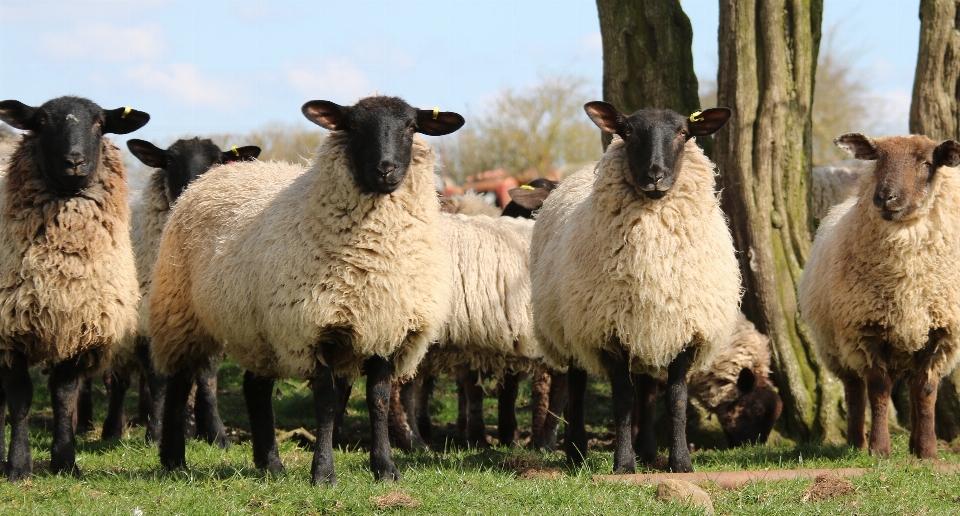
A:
1,352,32,481
242,370,284,473
538,371,568,451
399,380,427,449
602,352,636,474
565,366,588,467
101,369,131,440
75,377,94,434
456,379,467,439
193,358,230,449
415,375,435,442
48,360,81,476
136,369,151,426
134,341,167,444
332,375,352,448
456,368,489,448
497,373,521,447
310,359,338,485
666,349,693,473
365,355,401,482
633,373,658,466
159,371,193,470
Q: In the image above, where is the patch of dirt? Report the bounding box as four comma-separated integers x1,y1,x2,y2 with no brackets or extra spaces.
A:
500,455,563,480
371,491,422,509
801,474,855,503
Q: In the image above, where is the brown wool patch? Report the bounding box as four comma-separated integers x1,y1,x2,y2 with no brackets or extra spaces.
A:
801,474,856,503
372,491,422,509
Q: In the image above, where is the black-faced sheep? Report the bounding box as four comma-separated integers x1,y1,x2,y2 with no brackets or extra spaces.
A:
798,133,960,459
148,96,463,485
530,103,740,473
0,96,149,480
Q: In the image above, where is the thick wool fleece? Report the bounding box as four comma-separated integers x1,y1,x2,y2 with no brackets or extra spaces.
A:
439,192,502,217
0,137,138,373
810,163,865,220
130,171,173,337
149,133,450,381
799,158,960,380
417,212,541,377
688,314,771,410
531,138,741,377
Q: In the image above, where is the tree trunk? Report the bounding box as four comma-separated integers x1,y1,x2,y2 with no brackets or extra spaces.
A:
715,0,843,442
596,0,708,154
909,0,960,442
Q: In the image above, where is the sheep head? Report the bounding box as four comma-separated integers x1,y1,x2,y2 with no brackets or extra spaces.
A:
302,96,464,194
836,133,960,221
503,178,558,218
0,96,149,194
583,102,730,199
127,137,260,204
717,368,783,447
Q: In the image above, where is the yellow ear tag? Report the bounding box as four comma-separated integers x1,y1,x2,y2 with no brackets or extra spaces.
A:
432,107,439,120
122,107,132,118
689,110,704,123
231,145,240,157
520,185,535,190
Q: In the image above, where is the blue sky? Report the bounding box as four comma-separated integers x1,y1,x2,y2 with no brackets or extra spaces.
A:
0,0,921,147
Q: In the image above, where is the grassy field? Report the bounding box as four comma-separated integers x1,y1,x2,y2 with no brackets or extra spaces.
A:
1,359,960,515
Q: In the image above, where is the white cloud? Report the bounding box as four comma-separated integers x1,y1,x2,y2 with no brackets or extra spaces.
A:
285,58,373,102
125,64,247,113
41,23,167,62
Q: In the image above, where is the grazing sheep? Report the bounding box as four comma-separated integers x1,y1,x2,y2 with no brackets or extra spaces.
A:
149,96,463,485
798,133,960,459
530,103,739,473
810,161,866,220
0,96,149,480
92,137,259,443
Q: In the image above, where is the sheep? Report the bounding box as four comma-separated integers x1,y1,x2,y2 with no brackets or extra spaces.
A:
810,161,867,220
530,102,740,473
88,137,260,443
0,96,149,480
148,96,464,485
798,133,960,459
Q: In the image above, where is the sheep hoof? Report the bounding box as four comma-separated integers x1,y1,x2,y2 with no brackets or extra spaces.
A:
6,464,32,483
311,470,337,487
51,461,81,478
372,462,401,483
213,434,232,450
160,455,187,471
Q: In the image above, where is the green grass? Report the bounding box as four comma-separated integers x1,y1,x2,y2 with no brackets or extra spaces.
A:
2,360,960,515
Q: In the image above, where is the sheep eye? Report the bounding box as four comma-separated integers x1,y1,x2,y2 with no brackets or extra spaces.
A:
407,123,417,133
623,127,633,137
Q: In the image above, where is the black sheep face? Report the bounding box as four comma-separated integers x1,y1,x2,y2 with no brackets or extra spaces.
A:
717,368,783,447
127,137,260,203
302,96,464,194
0,96,149,194
583,102,731,199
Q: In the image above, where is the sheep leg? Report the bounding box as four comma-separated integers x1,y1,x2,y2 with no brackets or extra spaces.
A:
101,369,131,440
365,355,401,482
456,379,467,439
865,365,892,458
193,359,230,449
136,369,151,426
1,352,33,481
134,339,166,443
456,367,489,448
241,370,284,473
48,360,81,476
159,371,194,470
387,380,413,451
497,373,521,447
415,374,435,442
909,371,939,459
183,382,198,439
841,375,867,450
75,377,94,434
565,366,588,467
538,370,568,451
310,359,338,486
530,370,550,447
399,380,428,449
666,349,693,473
634,373,658,467
332,375,352,448
603,352,636,474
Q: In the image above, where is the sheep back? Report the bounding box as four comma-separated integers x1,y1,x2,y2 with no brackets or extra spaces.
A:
810,162,865,220
531,138,741,377
0,137,138,373
799,161,960,378
150,133,450,381
130,170,171,338
688,313,771,410
440,192,502,217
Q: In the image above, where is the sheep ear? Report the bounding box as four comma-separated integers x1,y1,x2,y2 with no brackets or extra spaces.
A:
933,140,960,169
688,107,732,136
835,133,878,160
584,101,623,134
103,107,150,134
302,100,347,130
221,145,261,163
0,100,40,131
416,110,465,136
736,368,757,394
507,186,551,211
126,139,167,169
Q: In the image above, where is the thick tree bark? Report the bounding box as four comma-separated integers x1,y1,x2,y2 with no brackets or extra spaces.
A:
715,0,842,442
596,0,707,154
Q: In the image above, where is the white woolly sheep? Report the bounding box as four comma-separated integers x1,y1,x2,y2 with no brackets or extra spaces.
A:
530,103,740,474
798,132,960,459
0,96,149,480
148,96,464,485
810,161,867,220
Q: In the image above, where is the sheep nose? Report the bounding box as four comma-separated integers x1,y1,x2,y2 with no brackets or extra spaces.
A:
874,191,898,209
378,161,397,176
65,156,87,174
648,165,666,182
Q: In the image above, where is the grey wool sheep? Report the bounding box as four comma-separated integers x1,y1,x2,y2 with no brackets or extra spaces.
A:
148,96,464,485
810,161,867,220
531,102,740,474
798,133,960,459
0,96,149,481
